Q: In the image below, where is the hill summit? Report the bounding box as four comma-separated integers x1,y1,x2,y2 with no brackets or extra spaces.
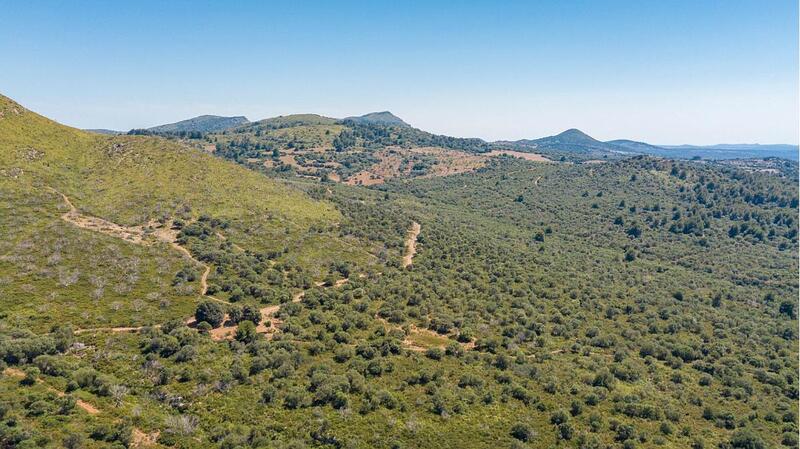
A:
549,128,599,144
344,111,409,127
513,128,616,153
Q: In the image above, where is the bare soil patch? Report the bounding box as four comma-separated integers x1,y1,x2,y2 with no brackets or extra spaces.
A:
408,147,486,178
345,147,487,186
487,150,552,162
132,429,160,448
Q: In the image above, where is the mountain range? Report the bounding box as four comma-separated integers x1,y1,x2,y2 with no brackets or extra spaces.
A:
132,112,797,161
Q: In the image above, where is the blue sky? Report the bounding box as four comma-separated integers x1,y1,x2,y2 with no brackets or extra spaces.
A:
1,0,797,144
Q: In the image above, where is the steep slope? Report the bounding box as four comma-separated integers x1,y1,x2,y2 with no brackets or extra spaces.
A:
147,114,249,133
0,95,326,227
0,94,372,330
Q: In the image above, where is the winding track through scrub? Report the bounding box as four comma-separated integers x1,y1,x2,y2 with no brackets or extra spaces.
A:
49,187,231,335
50,187,227,304
402,221,421,267
3,368,99,414
208,279,349,340
5,367,157,446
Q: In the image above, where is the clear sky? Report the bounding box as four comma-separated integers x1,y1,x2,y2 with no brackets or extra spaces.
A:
1,0,798,144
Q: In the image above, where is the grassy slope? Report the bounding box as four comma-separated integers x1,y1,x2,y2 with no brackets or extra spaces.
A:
0,96,337,227
0,95,369,331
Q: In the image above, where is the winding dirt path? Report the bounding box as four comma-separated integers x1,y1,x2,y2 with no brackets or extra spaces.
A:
53,189,147,244
402,222,421,268
3,368,100,414
215,231,245,252
210,279,350,341
51,187,231,335
50,187,226,305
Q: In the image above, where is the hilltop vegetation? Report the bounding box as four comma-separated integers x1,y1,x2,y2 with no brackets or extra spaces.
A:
343,111,410,127
140,115,249,135
0,96,797,449
149,111,493,187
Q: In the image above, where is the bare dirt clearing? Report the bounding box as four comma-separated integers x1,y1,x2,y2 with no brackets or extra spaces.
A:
132,429,160,448
345,147,487,186
487,149,552,162
345,149,406,186
375,318,475,352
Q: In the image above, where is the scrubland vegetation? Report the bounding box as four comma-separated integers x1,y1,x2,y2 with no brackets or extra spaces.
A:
1,94,797,448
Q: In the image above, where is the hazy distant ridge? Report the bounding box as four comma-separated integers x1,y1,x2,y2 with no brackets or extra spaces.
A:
147,115,249,133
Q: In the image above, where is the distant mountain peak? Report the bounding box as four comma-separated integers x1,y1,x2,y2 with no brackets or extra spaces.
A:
344,111,409,127
505,128,615,154
553,128,598,142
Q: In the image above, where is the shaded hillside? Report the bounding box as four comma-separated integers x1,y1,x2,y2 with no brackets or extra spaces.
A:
496,129,630,161
146,114,249,133
506,132,799,162
607,139,668,153
523,128,616,152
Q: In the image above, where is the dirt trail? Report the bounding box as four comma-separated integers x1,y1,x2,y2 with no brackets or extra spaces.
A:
209,279,349,341
402,222,421,268
3,368,100,414
53,189,147,244
215,231,245,252
50,187,227,306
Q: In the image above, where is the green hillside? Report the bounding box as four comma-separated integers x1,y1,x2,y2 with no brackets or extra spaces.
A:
199,112,490,184
0,94,372,331
0,96,797,449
